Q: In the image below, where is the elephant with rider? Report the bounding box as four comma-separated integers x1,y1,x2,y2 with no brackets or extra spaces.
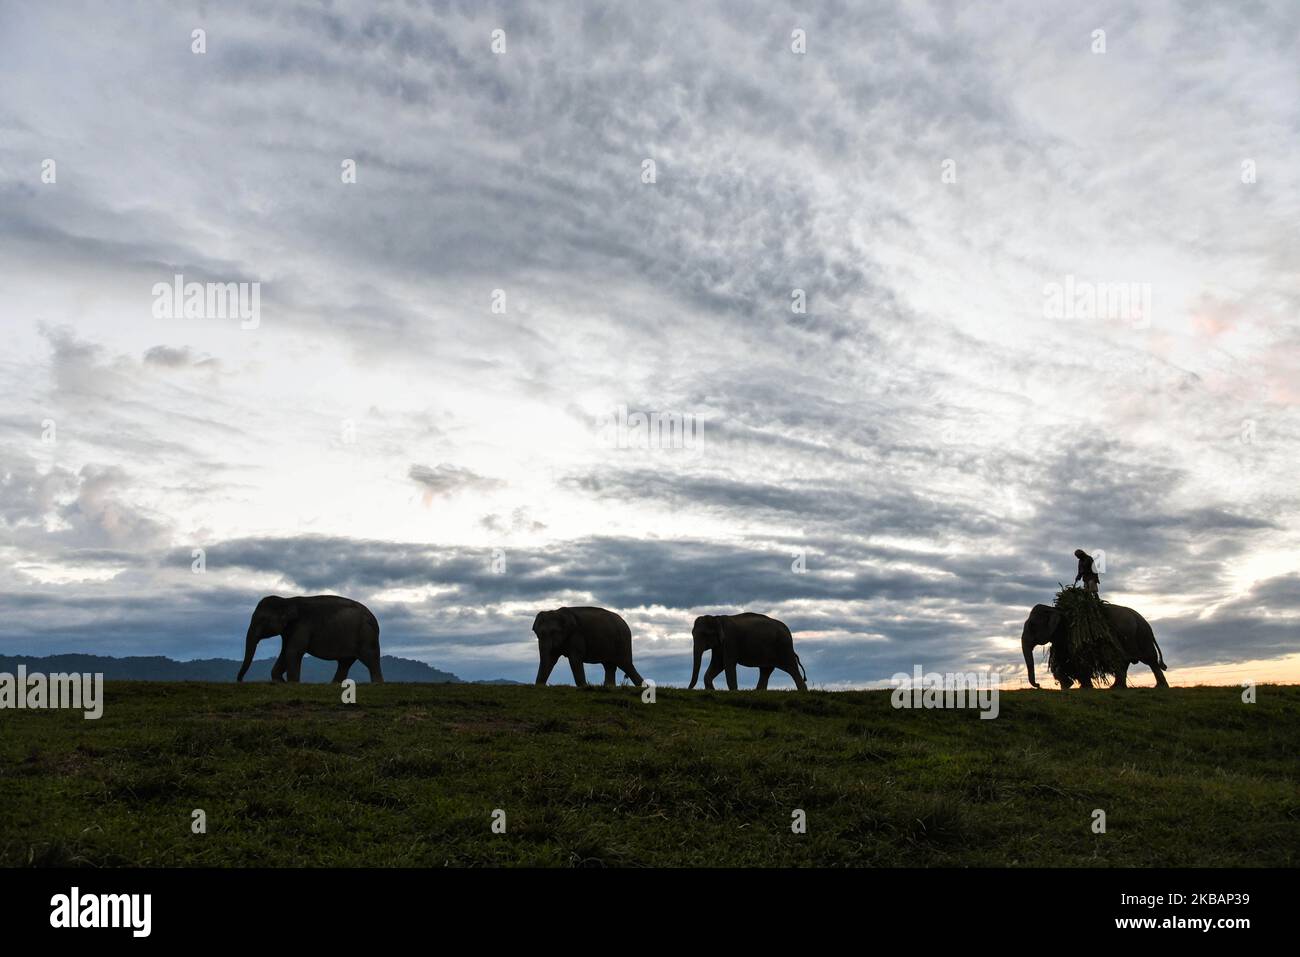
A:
1020,602,1168,689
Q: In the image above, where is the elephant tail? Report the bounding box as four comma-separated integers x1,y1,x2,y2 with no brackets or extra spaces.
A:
795,653,807,683
1141,617,1168,670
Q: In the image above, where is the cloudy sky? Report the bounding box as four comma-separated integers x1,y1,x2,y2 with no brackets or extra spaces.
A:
2,1,1298,687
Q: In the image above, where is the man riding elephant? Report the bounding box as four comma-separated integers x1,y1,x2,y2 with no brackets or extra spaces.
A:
1074,548,1100,595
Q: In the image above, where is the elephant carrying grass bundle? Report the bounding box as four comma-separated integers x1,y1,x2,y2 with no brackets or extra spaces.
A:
1047,586,1130,688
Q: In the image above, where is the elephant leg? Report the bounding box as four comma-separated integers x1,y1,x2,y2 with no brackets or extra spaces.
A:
724,658,739,691
621,661,644,686
271,646,288,683
1112,662,1129,689
282,623,309,683
702,657,723,690
332,657,356,683
568,656,588,687
603,663,617,687
287,648,307,682
756,666,773,690
783,663,808,692
1151,661,1170,688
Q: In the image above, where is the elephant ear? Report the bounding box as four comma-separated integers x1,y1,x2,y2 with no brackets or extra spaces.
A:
1046,609,1061,637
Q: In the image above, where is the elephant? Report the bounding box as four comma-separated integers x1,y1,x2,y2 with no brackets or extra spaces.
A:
1021,602,1168,689
237,595,383,683
533,606,645,687
689,613,808,691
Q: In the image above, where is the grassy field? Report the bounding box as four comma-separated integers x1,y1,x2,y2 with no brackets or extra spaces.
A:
3,682,1298,867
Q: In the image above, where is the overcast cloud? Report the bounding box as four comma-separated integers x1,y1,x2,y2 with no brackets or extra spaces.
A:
2,1,1298,686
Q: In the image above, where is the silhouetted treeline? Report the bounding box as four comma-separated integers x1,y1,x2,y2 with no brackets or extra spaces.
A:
0,654,518,684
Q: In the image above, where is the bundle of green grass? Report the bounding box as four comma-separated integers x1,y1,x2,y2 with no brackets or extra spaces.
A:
1048,586,1130,687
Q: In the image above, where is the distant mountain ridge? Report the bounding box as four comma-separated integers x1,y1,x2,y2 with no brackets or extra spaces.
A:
0,654,520,684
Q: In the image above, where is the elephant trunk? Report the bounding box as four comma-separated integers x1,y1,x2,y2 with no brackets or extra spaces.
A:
535,650,558,686
1021,627,1038,688
236,620,260,682
688,635,705,689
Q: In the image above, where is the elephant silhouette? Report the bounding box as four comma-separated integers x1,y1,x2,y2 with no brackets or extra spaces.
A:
237,595,383,683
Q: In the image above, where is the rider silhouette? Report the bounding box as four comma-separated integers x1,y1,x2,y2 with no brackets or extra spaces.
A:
1074,549,1100,595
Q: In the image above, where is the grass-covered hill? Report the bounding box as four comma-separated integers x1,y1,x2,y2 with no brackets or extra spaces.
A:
3,682,1297,867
